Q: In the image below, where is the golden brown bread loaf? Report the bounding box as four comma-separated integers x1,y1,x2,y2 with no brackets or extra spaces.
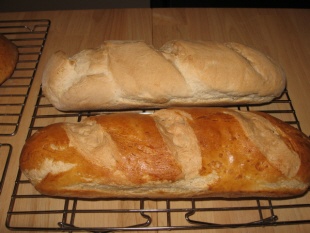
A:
0,34,18,85
20,108,310,199
42,40,286,111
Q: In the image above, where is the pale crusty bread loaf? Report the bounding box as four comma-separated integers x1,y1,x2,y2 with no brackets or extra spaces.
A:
0,34,18,85
20,108,310,199
42,40,286,111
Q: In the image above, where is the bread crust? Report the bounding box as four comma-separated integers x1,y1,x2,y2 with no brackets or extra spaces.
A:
42,40,286,111
20,108,310,199
0,34,18,85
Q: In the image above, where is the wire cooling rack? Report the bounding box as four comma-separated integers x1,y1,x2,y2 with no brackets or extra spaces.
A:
5,88,310,232
0,19,50,136
0,143,12,195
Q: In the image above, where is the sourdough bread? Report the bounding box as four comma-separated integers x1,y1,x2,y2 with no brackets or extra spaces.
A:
20,108,310,199
42,40,286,111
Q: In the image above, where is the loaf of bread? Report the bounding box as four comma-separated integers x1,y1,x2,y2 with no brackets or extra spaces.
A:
42,40,286,111
0,34,18,85
20,108,310,199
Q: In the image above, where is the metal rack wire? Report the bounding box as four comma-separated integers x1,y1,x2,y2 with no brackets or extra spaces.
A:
5,87,310,232
0,143,12,195
0,19,50,136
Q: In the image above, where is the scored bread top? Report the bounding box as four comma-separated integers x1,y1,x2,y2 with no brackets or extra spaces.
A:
42,41,190,110
160,40,286,98
42,40,286,111
20,108,310,198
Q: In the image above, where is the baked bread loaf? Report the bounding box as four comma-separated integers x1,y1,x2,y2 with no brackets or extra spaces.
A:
0,34,18,85
20,108,310,199
42,40,286,111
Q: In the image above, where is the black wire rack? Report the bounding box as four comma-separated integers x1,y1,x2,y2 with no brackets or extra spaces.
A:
0,19,50,136
0,143,12,195
5,87,310,232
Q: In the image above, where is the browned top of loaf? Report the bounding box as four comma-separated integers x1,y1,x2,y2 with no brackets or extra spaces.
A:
0,34,18,85
180,108,310,190
253,111,310,182
20,108,310,198
20,115,183,186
